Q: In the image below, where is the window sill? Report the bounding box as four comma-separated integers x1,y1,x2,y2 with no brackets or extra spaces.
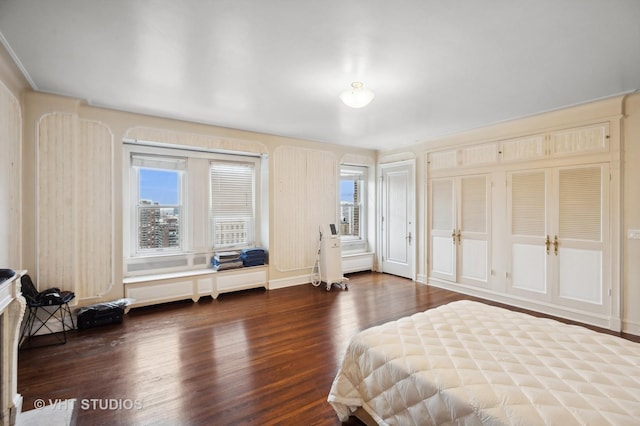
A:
123,264,268,284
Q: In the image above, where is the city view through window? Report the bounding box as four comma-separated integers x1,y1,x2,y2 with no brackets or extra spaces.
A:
137,165,354,251
340,179,361,238
137,168,181,251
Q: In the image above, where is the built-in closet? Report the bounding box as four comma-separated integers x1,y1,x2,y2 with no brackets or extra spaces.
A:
427,118,620,329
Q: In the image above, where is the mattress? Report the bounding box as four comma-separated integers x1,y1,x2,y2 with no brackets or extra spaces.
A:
328,300,640,425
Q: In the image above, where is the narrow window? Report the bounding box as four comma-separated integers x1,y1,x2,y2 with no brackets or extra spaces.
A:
340,165,367,245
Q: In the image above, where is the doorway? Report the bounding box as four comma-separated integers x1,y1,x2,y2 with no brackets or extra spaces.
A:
379,160,415,279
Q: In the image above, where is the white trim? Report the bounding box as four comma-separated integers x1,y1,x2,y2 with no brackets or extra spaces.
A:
268,275,310,290
428,278,617,330
123,143,262,276
0,30,37,89
123,137,265,158
378,159,416,280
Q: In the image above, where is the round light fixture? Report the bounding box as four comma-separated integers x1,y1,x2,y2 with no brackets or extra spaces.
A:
339,81,375,108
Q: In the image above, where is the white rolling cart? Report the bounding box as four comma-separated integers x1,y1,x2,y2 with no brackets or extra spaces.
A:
311,224,349,291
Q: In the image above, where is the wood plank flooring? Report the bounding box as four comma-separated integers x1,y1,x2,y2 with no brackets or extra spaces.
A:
17,272,640,425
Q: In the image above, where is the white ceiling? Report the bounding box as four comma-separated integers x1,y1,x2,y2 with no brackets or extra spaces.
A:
1,0,639,151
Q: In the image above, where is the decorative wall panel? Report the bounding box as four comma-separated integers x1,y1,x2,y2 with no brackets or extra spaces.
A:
37,113,113,299
273,146,337,271
38,113,77,291
0,81,21,268
76,120,113,297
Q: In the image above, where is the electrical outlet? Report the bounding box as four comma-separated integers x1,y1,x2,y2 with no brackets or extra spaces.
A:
628,229,640,239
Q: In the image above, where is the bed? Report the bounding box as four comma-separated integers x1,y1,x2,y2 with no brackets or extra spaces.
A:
328,300,640,425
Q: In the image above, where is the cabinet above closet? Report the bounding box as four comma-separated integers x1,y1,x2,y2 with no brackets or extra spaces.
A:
428,122,610,172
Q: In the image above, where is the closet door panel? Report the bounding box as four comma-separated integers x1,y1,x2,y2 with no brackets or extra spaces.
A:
459,175,489,286
432,236,455,276
507,170,548,296
558,248,602,303
554,165,608,311
511,243,546,293
461,239,488,282
430,178,456,281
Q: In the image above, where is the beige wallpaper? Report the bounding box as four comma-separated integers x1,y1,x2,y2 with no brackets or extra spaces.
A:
0,80,21,268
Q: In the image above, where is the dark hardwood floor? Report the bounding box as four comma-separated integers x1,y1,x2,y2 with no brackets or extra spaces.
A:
17,272,640,425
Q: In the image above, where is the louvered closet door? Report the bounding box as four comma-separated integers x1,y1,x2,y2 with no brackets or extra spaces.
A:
507,165,609,314
458,175,490,286
553,164,609,313
430,178,456,281
507,170,549,298
430,175,490,285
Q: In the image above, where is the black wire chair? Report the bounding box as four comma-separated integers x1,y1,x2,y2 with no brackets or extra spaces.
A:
19,274,75,348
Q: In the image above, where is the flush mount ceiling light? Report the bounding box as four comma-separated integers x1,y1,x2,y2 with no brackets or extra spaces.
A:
339,81,375,108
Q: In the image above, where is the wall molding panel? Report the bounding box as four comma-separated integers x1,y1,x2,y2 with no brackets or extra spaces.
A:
37,112,114,299
273,146,337,272
0,80,21,268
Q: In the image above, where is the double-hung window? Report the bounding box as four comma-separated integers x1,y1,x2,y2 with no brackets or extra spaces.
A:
340,165,367,251
210,160,255,248
124,143,262,275
132,155,186,253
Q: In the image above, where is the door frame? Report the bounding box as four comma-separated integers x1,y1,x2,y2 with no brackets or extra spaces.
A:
378,159,416,280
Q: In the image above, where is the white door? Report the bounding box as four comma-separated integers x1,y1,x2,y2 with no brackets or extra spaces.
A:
380,161,415,279
430,178,456,282
507,164,609,316
430,175,490,286
553,164,609,314
507,169,549,298
458,175,490,286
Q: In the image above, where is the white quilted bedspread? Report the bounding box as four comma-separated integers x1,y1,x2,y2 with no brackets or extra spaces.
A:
327,300,640,425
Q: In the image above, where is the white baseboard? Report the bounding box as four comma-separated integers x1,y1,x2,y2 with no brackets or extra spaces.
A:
268,274,311,290
415,273,427,284
623,319,640,336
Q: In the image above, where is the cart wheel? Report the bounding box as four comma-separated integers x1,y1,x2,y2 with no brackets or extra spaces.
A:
345,284,348,291
326,285,331,292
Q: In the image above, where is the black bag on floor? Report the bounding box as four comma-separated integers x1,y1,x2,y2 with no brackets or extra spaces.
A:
77,299,130,330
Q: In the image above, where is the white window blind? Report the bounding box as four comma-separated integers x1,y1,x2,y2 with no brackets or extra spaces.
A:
131,154,187,171
210,160,255,248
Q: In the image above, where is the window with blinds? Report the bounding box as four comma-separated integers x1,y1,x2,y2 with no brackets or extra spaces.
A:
125,142,262,274
210,160,255,248
340,165,367,241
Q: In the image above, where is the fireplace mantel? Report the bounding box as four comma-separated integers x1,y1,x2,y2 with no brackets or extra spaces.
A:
0,270,26,426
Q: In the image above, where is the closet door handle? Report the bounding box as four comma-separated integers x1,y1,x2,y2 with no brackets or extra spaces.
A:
456,229,461,245
452,229,457,245
553,235,559,256
545,235,551,255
